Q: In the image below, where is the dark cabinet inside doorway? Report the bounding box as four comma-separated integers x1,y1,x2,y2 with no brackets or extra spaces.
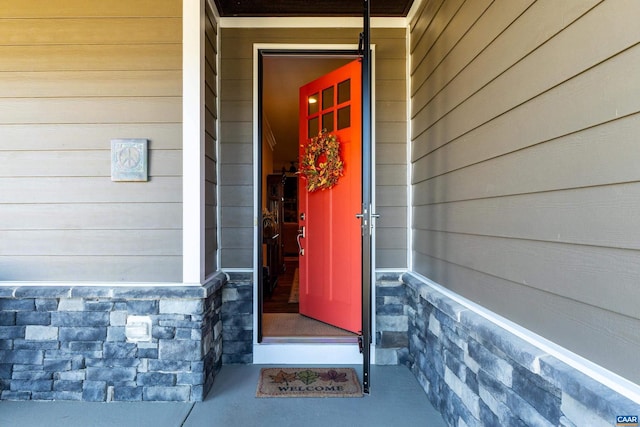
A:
263,174,298,295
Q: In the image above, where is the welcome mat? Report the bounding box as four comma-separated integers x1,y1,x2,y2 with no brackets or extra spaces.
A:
256,368,363,398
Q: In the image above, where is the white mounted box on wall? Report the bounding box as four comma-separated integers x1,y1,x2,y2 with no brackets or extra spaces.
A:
125,315,152,342
111,138,148,181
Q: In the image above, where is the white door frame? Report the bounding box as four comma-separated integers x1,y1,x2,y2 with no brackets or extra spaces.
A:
252,43,377,364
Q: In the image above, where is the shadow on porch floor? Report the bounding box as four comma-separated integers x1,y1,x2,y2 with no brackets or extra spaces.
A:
0,365,446,427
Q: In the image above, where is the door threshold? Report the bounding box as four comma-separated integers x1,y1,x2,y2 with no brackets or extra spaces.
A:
261,336,358,344
253,342,362,364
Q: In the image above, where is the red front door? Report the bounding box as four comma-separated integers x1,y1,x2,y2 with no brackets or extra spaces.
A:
298,59,362,333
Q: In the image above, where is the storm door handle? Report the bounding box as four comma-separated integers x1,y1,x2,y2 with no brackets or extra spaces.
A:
296,226,305,256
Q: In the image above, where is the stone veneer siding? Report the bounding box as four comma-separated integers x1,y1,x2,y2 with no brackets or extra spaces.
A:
400,272,640,427
0,272,225,402
375,272,410,366
221,272,253,364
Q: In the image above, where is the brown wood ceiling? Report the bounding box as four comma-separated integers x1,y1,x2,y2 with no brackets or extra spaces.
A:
213,0,415,17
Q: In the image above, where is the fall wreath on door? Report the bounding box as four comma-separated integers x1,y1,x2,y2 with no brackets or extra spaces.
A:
298,130,344,192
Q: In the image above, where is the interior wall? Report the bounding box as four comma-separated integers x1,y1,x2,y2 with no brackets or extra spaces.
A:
410,0,640,383
219,27,408,269
0,0,183,282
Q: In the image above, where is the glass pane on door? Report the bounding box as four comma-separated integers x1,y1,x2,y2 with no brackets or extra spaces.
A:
322,111,334,132
338,79,350,104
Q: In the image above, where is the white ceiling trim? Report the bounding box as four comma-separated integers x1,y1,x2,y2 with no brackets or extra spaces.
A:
220,16,407,28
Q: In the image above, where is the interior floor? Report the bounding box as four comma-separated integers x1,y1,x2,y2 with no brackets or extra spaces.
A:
262,258,357,339
263,258,299,314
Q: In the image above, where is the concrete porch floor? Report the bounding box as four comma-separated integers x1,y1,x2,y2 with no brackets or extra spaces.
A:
0,365,446,427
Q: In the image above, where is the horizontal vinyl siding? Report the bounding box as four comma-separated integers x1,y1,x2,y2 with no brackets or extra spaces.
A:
204,3,219,277
0,1,183,282
410,0,640,383
219,27,407,269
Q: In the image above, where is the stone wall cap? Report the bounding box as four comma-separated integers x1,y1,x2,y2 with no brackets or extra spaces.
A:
0,271,227,300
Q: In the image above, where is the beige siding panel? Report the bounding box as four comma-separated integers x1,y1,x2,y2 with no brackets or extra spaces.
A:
0,177,181,203
205,205,217,229
413,117,640,205
413,42,640,164
414,113,640,191
220,59,254,81
220,123,252,144
376,186,407,207
0,0,182,18
0,230,181,256
221,249,252,268
412,253,640,383
376,228,407,250
205,181,216,207
376,101,406,123
220,80,252,102
0,97,181,125
205,133,216,160
411,0,492,76
0,18,181,45
410,0,464,74
221,143,253,164
376,80,407,102
205,67,217,97
205,0,219,276
413,0,635,144
221,207,253,228
205,157,217,184
414,229,640,318
371,35,406,60
0,2,183,282
371,28,406,41
410,0,640,383
0,256,181,282
409,0,444,52
411,0,593,119
0,124,181,151
0,150,181,177
205,86,217,114
376,122,408,144
0,44,182,72
376,249,406,269
414,183,640,251
375,207,407,229
0,71,182,97
376,143,406,165
205,46,218,78
417,107,640,185
205,108,217,138
221,228,254,249
205,229,217,274
205,83,217,114
219,186,253,207
376,165,407,186
0,203,181,230
221,164,253,186
375,59,406,81
220,100,253,122
411,0,533,97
